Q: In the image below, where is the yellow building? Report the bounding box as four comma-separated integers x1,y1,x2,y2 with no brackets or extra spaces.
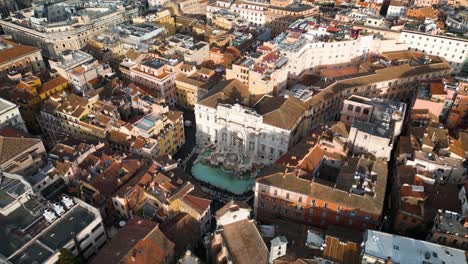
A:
175,67,216,109
153,9,176,35
155,110,185,156
10,74,68,132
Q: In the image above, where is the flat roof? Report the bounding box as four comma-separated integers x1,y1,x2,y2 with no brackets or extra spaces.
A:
56,50,93,69
364,230,467,264
0,204,42,257
9,241,53,264
0,177,28,209
38,205,96,251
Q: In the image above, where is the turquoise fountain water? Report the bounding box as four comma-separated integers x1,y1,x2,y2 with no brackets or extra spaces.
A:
191,150,255,195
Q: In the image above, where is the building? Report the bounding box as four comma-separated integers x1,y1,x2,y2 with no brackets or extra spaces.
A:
195,79,308,165
0,97,27,132
406,7,438,20
413,0,444,7
270,18,409,79
225,51,289,95
386,0,408,18
0,0,17,18
107,109,185,159
446,10,468,34
459,183,468,216
128,59,178,105
0,171,106,264
344,96,406,160
177,0,208,15
230,0,269,27
269,236,288,263
175,67,217,109
255,156,388,231
90,218,175,264
302,51,451,129
49,50,95,81
362,230,467,264
429,210,468,250
266,3,319,36
215,200,251,227
391,165,426,233
0,40,45,81
159,212,202,258
210,219,269,264
39,94,119,141
0,133,46,175
0,5,134,57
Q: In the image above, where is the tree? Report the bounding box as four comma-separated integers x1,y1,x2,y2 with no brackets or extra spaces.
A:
57,248,81,264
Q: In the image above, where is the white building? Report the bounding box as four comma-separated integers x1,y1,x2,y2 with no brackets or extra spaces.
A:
399,30,468,72
365,16,386,27
206,0,233,22
406,151,465,184
362,230,467,264
0,97,27,132
272,18,408,79
148,0,170,8
269,236,288,263
49,50,95,81
1,5,134,57
386,1,407,18
231,0,269,26
195,79,307,165
0,172,106,264
345,97,406,161
214,200,252,227
458,185,468,217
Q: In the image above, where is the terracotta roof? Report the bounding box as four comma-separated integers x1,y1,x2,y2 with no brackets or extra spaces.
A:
108,130,131,145
198,79,251,109
220,219,269,264
323,236,360,264
305,52,450,108
257,159,388,215
430,81,446,95
121,226,175,264
181,194,212,215
89,218,158,264
299,145,325,173
255,95,306,130
412,99,444,121
40,75,67,94
0,136,41,164
0,40,40,65
159,213,201,257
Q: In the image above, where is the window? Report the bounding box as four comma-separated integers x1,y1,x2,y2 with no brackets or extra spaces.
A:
274,190,278,196
347,104,353,111
363,109,369,115
286,193,290,200
324,203,328,209
311,200,315,206
298,197,302,203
